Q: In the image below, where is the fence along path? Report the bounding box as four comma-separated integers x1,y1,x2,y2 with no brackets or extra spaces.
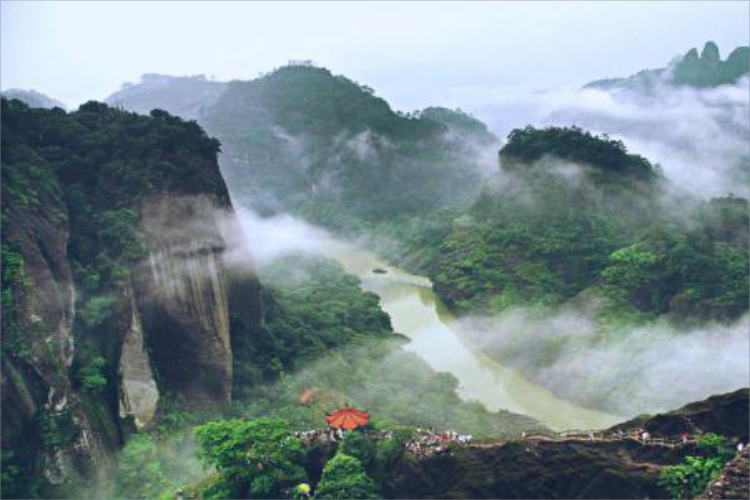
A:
507,429,701,449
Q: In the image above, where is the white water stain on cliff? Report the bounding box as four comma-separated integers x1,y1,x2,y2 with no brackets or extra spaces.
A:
118,297,158,429
146,244,230,353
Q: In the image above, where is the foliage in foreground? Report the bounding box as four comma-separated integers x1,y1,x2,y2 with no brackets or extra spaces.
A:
658,433,735,499
194,417,307,499
314,453,379,499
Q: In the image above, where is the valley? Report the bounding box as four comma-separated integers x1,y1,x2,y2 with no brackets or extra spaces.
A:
1,6,748,496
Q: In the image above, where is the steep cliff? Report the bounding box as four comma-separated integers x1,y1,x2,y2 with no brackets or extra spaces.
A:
0,98,264,495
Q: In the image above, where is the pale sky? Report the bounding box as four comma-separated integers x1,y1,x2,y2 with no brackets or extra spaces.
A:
1,1,748,111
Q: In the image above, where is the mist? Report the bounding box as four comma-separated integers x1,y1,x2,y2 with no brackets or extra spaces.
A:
225,207,337,268
457,307,750,418
458,75,749,200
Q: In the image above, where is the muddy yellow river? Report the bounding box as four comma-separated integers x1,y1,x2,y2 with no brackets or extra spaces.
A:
326,242,624,432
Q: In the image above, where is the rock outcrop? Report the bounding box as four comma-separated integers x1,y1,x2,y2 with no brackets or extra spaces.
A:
1,98,265,494
377,389,749,499
133,195,234,406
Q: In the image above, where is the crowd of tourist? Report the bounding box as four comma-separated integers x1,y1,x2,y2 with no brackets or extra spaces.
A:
404,428,474,457
292,426,473,457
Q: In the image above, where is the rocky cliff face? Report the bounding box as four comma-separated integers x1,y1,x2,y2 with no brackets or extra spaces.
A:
133,195,234,407
0,98,264,494
384,439,686,499
1,112,113,488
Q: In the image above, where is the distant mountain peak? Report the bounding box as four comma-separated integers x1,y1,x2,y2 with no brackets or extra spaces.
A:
700,40,720,63
683,47,700,62
585,41,749,91
1,88,67,110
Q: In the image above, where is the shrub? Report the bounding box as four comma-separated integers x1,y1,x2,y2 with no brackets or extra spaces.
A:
77,356,107,393
658,433,734,499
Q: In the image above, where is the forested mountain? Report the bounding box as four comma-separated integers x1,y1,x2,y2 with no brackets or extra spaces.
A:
202,64,497,221
585,41,750,91
1,88,67,110
104,64,498,221
396,126,749,325
104,60,748,325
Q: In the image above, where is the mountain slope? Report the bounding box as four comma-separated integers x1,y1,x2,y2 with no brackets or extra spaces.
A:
104,64,498,222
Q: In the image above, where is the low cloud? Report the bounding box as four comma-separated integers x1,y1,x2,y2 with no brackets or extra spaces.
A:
448,77,749,200
221,206,336,269
458,307,749,418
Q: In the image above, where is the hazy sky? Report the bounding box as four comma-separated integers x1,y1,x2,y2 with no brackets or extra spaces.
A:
2,1,748,111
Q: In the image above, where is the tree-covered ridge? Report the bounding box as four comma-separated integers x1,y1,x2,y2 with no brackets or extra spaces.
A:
201,63,493,220
416,106,497,145
585,41,750,91
499,126,661,185
2,98,226,296
230,256,393,396
371,125,748,324
205,64,444,141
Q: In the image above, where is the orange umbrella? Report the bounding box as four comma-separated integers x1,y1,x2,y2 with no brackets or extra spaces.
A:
325,407,370,430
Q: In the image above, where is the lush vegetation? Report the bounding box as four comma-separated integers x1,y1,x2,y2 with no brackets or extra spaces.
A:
397,127,748,325
231,254,543,437
202,63,494,220
1,97,229,498
500,126,660,185
194,418,308,499
65,254,541,500
314,453,378,499
658,433,736,499
231,256,393,396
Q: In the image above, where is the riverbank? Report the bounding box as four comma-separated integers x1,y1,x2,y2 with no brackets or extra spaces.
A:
324,241,624,431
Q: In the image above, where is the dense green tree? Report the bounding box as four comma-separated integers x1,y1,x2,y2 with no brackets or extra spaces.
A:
195,417,307,499
314,453,378,500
